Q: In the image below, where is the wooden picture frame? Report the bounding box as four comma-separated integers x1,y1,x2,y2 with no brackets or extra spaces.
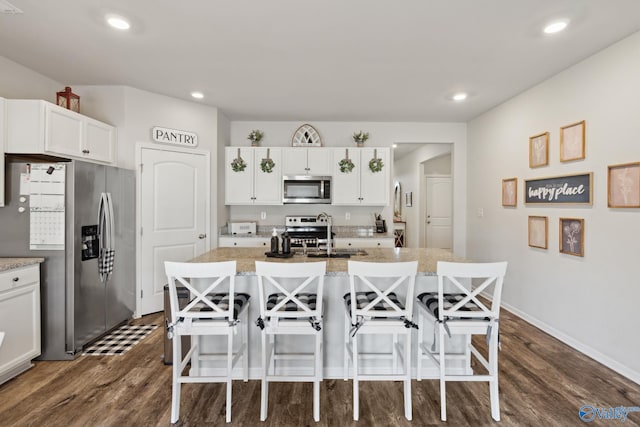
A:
560,120,585,162
524,173,592,205
528,216,548,249
608,162,640,208
529,132,549,168
502,178,517,207
559,218,584,257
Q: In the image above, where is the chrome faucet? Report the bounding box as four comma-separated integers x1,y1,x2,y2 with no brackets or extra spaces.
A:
317,212,332,256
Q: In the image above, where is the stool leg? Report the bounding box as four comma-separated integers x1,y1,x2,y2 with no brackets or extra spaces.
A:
243,312,249,382
439,325,447,421
343,312,350,381
417,311,424,381
314,331,321,422
352,332,359,421
404,330,412,421
171,333,182,423
393,333,398,374
192,335,199,376
260,330,268,421
226,331,233,423
489,328,500,421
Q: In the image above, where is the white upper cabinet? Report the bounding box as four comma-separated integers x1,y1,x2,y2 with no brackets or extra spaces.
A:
0,97,5,207
283,147,332,176
225,147,283,205
332,147,390,206
6,100,116,164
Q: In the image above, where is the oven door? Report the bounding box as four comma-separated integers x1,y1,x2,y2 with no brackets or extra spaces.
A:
283,176,331,204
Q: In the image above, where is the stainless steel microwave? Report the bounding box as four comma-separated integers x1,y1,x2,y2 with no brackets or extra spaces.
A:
283,175,331,204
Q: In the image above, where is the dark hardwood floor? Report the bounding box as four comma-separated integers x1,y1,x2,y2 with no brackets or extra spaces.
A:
1,309,639,426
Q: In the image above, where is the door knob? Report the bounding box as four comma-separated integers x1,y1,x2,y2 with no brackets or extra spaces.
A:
198,234,207,239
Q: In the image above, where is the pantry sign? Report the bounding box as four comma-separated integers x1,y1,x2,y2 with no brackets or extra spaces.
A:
151,126,198,147
525,173,592,205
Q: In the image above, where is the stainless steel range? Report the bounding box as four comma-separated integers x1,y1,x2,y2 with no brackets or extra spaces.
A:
285,215,333,249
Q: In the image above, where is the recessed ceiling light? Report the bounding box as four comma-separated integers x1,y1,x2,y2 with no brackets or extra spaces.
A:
452,92,467,101
106,15,130,30
191,92,204,99
392,144,397,148
543,20,568,34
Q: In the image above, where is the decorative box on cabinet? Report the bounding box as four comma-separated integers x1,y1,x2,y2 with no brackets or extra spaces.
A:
282,147,332,176
6,99,116,164
225,147,282,205
332,147,390,205
0,263,42,385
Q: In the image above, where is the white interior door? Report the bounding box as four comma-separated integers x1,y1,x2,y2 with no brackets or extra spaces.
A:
138,146,209,315
425,176,452,249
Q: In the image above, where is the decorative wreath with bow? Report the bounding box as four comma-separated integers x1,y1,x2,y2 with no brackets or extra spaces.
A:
260,148,275,173
369,149,384,173
338,149,355,173
231,148,247,172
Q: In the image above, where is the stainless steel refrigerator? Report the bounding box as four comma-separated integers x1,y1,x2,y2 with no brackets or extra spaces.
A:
0,157,135,360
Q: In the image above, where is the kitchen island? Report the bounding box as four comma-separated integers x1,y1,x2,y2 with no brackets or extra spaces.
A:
186,247,468,379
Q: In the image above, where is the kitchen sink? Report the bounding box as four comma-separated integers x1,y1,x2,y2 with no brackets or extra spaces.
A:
296,248,368,258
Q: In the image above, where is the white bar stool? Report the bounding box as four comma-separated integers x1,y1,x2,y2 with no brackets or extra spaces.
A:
416,261,507,421
164,261,250,424
255,261,326,422
343,260,418,421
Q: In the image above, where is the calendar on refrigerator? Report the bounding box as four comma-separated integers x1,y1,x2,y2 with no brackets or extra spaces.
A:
29,164,66,250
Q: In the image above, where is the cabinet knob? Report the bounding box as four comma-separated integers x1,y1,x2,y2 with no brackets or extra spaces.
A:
82,149,90,154
234,242,237,246
348,243,351,246
12,277,19,282
377,243,381,246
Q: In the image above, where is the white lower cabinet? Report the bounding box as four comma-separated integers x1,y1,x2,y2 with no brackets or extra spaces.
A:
219,237,270,248
334,237,394,249
0,97,5,207
0,264,41,385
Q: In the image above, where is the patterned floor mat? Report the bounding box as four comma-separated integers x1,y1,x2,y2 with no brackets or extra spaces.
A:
82,324,158,356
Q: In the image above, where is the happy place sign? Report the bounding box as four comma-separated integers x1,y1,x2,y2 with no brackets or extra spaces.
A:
151,126,198,147
525,173,592,205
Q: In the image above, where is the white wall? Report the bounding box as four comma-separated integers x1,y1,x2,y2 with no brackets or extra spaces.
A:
229,121,468,255
467,31,640,383
0,56,61,101
394,145,452,247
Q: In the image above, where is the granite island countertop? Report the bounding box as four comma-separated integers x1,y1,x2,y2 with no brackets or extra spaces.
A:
0,258,45,272
220,225,394,239
190,247,463,275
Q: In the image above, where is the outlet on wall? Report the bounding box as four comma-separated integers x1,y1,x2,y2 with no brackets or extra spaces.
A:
345,212,351,221
477,208,484,218
260,211,267,220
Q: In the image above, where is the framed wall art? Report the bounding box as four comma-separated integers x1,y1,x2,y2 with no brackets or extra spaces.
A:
560,120,585,162
607,162,640,208
529,132,549,168
528,216,548,249
525,173,592,205
292,124,322,147
502,177,517,207
559,217,584,257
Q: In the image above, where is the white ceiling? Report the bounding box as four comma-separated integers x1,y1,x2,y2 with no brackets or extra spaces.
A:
1,1,640,122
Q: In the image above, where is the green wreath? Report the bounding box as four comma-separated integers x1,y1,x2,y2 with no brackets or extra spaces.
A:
369,157,384,173
231,157,247,172
339,158,355,173
260,158,275,173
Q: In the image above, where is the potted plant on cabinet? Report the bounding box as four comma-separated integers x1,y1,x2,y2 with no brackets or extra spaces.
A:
248,129,264,147
352,131,369,147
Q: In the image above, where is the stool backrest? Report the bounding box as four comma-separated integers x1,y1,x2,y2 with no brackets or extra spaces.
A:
165,261,237,323
348,260,418,320
255,261,326,320
436,261,508,321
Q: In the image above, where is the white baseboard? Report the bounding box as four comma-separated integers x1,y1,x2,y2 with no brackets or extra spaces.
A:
500,301,640,386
